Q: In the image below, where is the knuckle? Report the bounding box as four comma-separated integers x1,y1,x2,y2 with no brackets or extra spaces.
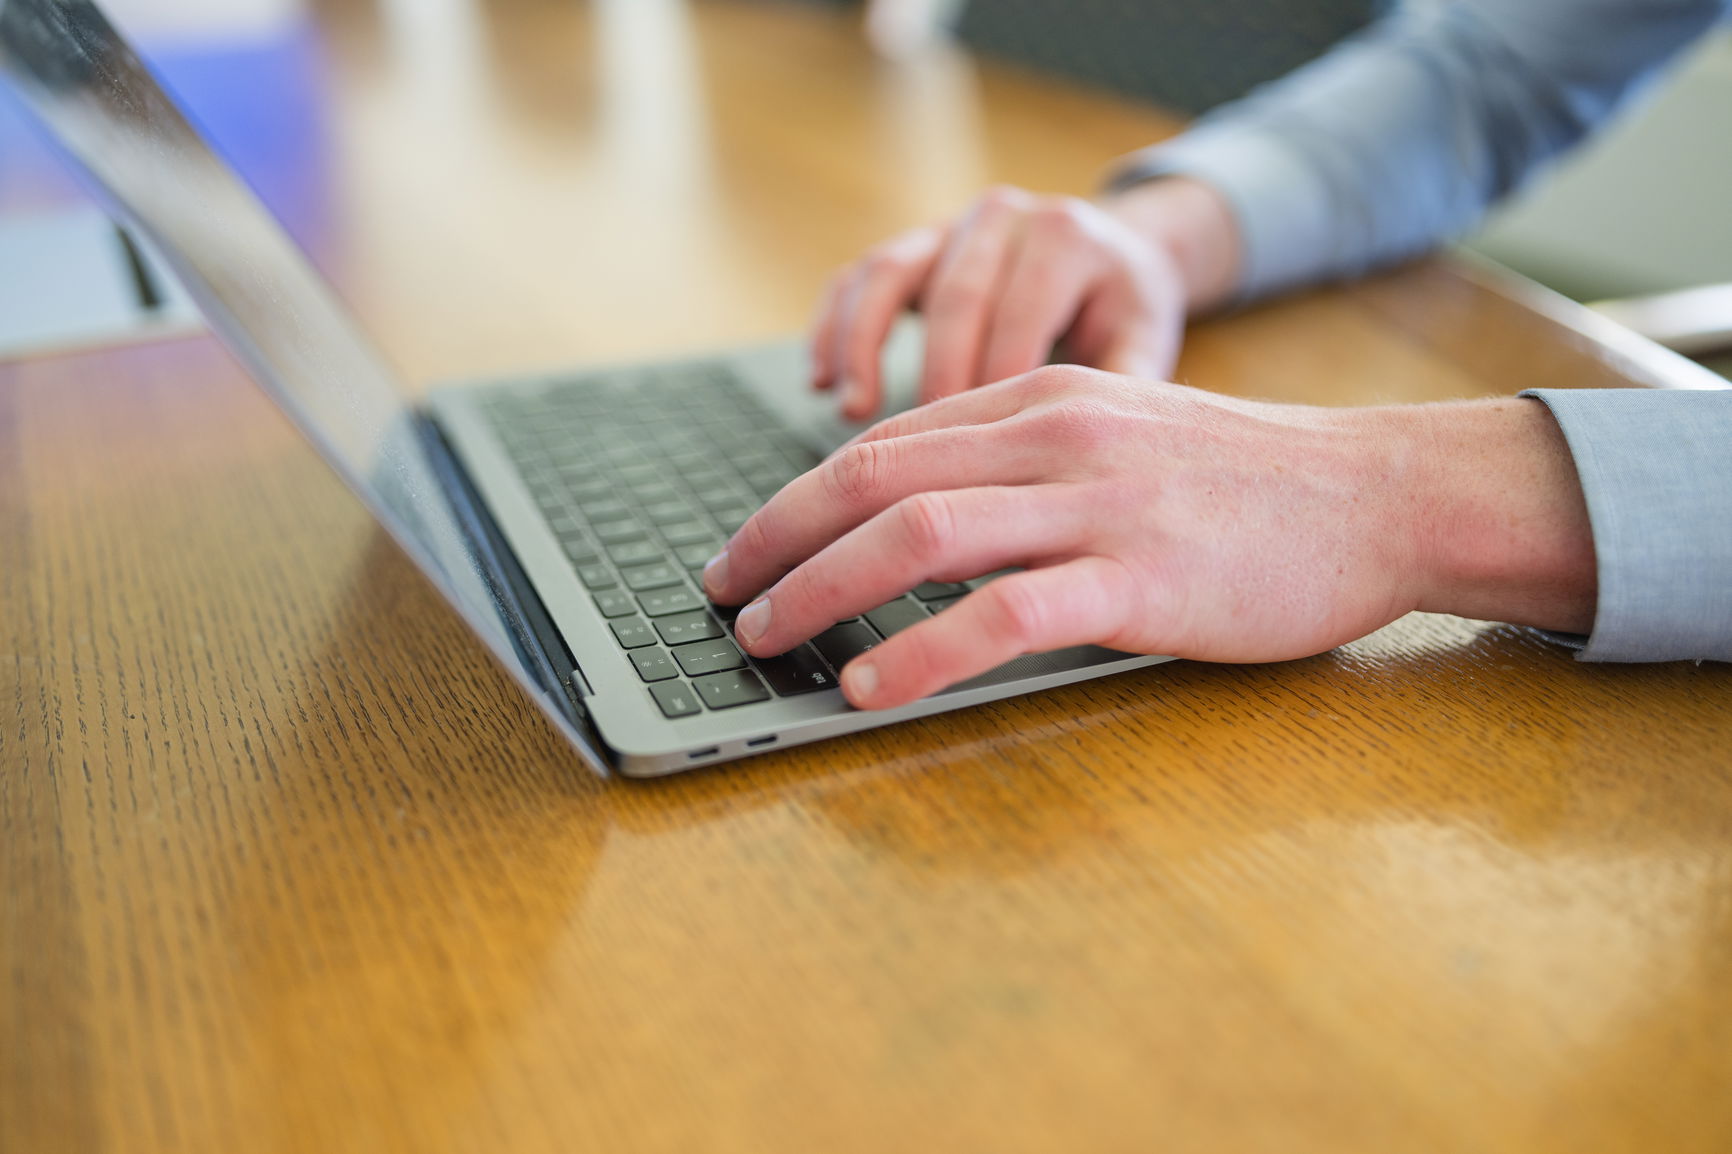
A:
894,491,957,562
1020,362,1088,402
824,439,894,508
1045,397,1119,451
982,579,1045,649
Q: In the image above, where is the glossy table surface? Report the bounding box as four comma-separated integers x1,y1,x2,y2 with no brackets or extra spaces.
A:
4,3,1730,1152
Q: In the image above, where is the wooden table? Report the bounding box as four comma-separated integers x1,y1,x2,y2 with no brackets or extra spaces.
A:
5,3,1730,1151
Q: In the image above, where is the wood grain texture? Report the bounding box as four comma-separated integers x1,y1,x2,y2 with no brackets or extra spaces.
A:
3,3,1730,1153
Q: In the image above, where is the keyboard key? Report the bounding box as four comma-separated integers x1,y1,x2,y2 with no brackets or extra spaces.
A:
622,562,683,591
578,496,629,520
676,542,721,570
560,536,599,565
693,669,771,710
649,681,702,718
643,499,696,525
698,488,745,511
864,597,929,638
926,593,969,613
637,586,704,617
912,582,969,602
577,563,616,590
608,540,665,567
752,644,837,696
594,589,636,618
610,617,657,648
593,518,647,544
672,638,747,677
631,648,679,682
660,520,713,547
711,506,755,533
656,610,723,645
632,481,679,505
811,621,881,670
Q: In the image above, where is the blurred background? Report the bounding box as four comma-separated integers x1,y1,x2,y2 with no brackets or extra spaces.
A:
3,0,1727,375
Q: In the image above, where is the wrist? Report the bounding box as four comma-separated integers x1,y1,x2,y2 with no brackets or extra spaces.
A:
1393,398,1598,634
1101,177,1241,316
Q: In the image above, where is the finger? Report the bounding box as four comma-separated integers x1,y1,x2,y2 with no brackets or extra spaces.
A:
837,556,1140,709
1067,282,1184,382
730,485,1085,656
977,202,1106,386
918,187,1032,405
832,227,944,420
703,422,1053,605
808,273,847,390
831,372,1035,455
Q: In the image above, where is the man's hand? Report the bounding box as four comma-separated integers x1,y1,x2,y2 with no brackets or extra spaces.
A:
809,180,1235,422
704,367,1597,710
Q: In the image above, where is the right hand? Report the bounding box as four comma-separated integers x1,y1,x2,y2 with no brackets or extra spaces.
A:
809,184,1192,421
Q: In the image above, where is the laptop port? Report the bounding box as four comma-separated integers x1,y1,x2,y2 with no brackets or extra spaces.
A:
745,735,778,748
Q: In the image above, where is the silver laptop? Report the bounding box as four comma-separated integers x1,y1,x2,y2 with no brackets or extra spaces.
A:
0,0,1173,776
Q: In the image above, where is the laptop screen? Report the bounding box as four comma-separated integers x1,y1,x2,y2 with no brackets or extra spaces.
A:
0,0,602,762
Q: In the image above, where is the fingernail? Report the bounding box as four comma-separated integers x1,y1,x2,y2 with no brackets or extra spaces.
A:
842,659,877,705
841,378,866,416
735,597,771,646
702,550,729,597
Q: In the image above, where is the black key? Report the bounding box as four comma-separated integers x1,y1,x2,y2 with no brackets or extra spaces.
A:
607,540,664,567
560,537,599,565
643,499,696,525
752,645,837,696
594,589,636,618
698,488,745,511
660,520,713,547
672,638,747,677
563,477,612,501
811,621,881,670
925,594,969,613
592,518,647,544
622,562,683,591
632,481,679,505
864,597,929,638
631,648,679,683
637,586,704,617
912,581,969,602
677,542,721,570
649,681,702,718
610,616,657,648
712,506,755,533
577,563,616,590
578,496,630,520
693,669,771,710
657,610,723,646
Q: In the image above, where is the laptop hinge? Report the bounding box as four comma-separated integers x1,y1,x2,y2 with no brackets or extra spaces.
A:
417,414,596,730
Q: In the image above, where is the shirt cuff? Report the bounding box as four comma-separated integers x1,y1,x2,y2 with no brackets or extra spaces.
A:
1522,388,1732,663
1105,128,1338,305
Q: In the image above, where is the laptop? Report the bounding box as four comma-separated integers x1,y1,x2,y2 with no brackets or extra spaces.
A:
0,0,1174,776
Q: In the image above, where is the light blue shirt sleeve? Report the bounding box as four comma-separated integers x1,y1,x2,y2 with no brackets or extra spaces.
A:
1109,0,1730,301
1521,389,1732,663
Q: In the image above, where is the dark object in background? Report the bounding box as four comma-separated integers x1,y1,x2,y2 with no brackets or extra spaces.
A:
956,0,1383,113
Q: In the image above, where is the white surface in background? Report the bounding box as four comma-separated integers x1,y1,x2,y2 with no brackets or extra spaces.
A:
0,205,200,358
100,0,304,45
1467,29,1732,300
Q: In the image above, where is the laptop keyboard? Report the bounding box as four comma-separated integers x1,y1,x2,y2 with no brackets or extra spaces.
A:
481,363,980,720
